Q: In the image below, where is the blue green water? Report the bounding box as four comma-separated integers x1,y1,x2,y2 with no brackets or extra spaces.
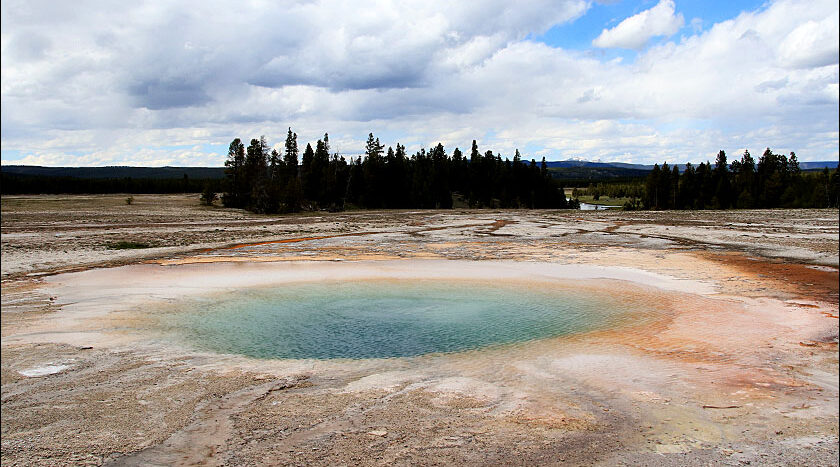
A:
163,280,642,359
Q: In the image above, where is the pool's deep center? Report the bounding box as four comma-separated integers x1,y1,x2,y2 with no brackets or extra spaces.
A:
158,279,648,359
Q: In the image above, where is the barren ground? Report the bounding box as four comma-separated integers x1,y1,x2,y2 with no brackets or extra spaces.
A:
1,194,838,466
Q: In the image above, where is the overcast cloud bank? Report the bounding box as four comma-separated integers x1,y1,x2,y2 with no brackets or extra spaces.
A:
1,0,837,166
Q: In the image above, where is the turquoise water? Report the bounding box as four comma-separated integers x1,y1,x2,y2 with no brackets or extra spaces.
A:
162,280,642,359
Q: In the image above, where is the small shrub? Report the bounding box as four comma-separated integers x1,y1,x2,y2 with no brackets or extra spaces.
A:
200,186,218,206
125,196,134,205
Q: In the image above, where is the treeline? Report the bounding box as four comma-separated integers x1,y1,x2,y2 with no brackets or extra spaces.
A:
222,130,573,213
1,172,225,195
572,182,644,201
548,167,650,182
640,149,839,210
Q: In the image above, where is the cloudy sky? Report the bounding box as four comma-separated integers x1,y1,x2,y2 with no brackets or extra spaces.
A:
1,0,838,166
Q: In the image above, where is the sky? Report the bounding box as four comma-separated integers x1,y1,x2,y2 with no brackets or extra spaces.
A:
1,0,838,167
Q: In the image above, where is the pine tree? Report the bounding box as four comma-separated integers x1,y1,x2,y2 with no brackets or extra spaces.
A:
713,150,730,209
671,164,680,209
733,150,755,208
223,138,246,208
282,128,301,211
679,162,695,209
313,135,330,205
645,164,661,209
301,142,314,203
284,128,299,179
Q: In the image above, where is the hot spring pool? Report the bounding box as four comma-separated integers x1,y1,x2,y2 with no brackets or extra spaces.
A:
157,279,651,359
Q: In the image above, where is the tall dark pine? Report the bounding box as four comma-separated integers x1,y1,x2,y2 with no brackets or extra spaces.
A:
468,140,482,206
282,128,302,212
245,137,273,212
392,143,409,207
713,150,731,209
644,164,661,209
757,148,787,208
362,133,385,207
431,143,452,208
312,135,330,205
733,150,756,208
671,164,680,209
269,148,283,181
301,142,315,203
284,128,299,178
659,162,672,210
679,162,695,209
223,138,246,208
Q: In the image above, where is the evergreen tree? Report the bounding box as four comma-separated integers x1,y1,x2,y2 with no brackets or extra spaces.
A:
301,142,315,203
671,164,680,209
223,138,246,208
644,164,661,209
284,128,299,178
660,162,672,209
269,148,283,181
733,150,756,208
243,137,268,210
393,143,409,207
713,150,731,209
679,162,695,209
431,142,452,208
326,152,348,211
757,148,787,208
695,162,713,209
781,152,802,207
282,128,301,211
347,156,365,206
468,140,482,206
362,133,385,207
312,135,330,205
267,147,284,212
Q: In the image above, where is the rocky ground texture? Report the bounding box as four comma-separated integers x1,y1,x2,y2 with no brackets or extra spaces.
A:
1,194,838,466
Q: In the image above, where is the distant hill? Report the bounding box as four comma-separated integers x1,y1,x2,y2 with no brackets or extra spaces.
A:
2,160,835,180
546,160,838,171
2,159,835,189
800,161,840,170
545,160,685,171
546,165,650,181
0,165,226,179
542,159,837,183
0,165,227,195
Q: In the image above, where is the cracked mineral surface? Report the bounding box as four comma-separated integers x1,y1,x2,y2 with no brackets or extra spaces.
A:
2,194,838,466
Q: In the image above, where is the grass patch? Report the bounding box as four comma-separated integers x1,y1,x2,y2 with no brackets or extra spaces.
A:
106,241,153,250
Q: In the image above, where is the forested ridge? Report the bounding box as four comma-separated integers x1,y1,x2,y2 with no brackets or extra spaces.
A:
221,130,572,213
0,171,225,194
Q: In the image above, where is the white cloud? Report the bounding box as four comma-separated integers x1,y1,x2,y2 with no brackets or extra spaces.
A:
1,0,838,167
592,0,684,50
777,13,840,68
